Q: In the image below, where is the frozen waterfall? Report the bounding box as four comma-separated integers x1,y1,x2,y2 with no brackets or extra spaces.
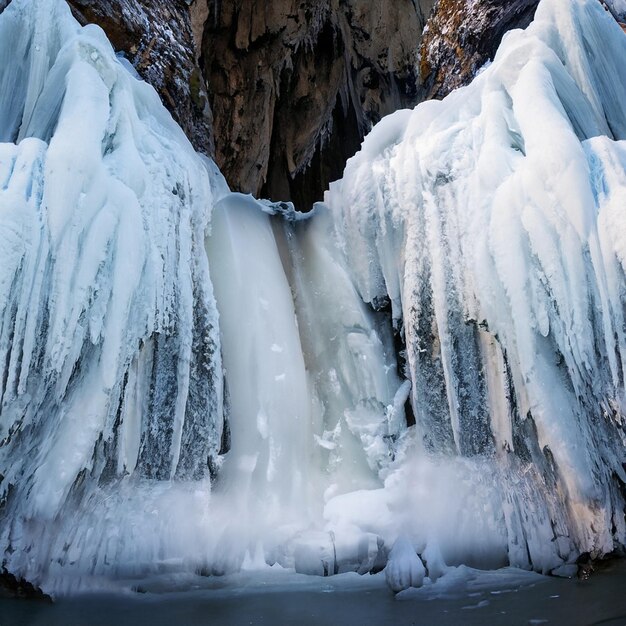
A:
324,0,626,573
1,0,626,594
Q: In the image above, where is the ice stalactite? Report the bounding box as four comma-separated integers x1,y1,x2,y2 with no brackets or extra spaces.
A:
324,0,626,574
0,0,226,589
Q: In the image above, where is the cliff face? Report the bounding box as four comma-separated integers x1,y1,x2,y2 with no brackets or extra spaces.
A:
201,0,434,209
199,0,544,208
419,0,539,100
67,0,214,155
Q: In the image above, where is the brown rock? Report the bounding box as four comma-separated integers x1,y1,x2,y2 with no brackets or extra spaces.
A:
419,0,539,101
189,0,209,60
202,0,433,209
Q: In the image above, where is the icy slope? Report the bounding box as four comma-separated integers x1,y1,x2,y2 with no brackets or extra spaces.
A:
0,0,226,587
325,0,626,572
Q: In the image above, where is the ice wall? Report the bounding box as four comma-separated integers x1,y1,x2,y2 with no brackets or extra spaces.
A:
0,0,227,587
0,0,402,590
325,0,626,573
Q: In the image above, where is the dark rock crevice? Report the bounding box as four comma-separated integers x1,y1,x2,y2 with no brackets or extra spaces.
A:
202,0,427,210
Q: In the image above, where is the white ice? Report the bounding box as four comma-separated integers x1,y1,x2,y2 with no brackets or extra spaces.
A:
0,0,226,588
1,0,626,595
385,537,426,593
324,0,626,575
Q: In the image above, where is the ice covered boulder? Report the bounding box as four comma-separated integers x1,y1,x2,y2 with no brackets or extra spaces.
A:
385,537,426,593
289,530,384,577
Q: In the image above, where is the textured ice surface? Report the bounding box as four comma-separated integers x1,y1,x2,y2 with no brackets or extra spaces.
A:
606,0,626,19
325,0,626,574
0,0,403,591
204,193,403,575
385,537,426,593
1,0,626,594
0,0,226,588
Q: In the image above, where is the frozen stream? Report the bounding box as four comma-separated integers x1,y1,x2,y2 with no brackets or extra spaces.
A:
2,560,626,626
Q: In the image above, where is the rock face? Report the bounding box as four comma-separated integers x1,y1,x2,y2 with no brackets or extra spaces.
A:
201,0,435,209
200,0,548,209
67,0,214,155
0,569,51,601
189,0,209,58
419,0,539,100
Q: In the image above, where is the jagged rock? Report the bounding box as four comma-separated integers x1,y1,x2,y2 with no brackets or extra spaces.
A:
200,0,554,209
202,0,434,209
67,0,214,155
189,0,208,59
0,569,51,601
419,0,539,100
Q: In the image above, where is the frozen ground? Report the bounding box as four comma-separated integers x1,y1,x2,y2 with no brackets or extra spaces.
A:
2,560,626,626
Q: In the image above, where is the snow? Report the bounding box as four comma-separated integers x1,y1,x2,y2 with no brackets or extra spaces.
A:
1,0,626,595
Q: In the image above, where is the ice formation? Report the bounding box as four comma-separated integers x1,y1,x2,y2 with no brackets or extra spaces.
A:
325,0,626,575
385,537,426,593
606,0,626,19
0,0,226,589
1,0,626,595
